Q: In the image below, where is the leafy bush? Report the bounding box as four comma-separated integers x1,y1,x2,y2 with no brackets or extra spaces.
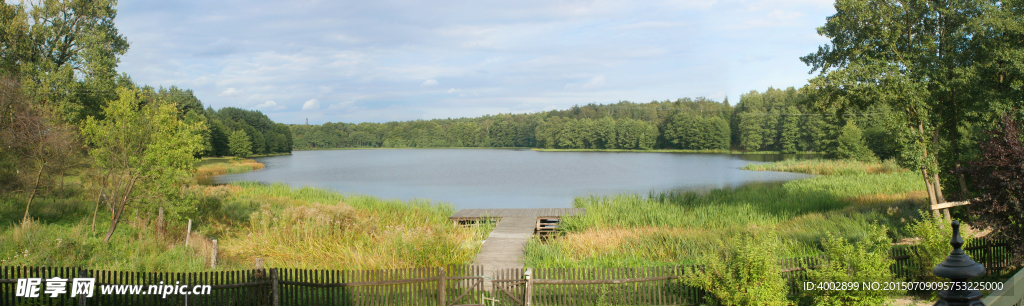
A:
906,212,974,282
802,225,900,305
960,114,1024,264
681,230,792,306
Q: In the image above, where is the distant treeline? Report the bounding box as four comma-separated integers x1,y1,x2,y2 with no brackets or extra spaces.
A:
290,87,898,159
146,86,294,157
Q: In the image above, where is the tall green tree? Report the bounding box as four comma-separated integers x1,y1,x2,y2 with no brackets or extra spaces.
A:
801,0,1000,208
229,130,252,158
780,106,801,154
81,87,204,242
1,0,129,122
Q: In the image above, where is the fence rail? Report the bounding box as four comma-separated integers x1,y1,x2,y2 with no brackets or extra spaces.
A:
0,239,1014,306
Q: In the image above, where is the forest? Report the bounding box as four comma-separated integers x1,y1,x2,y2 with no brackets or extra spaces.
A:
289,88,896,160
0,0,291,241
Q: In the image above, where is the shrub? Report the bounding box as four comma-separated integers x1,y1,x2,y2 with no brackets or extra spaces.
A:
802,225,900,306
906,212,974,282
681,230,792,306
960,114,1024,264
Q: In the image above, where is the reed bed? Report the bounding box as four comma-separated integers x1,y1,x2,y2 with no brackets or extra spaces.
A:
525,159,927,268
743,158,906,175
218,182,491,270
194,157,266,177
1,182,490,272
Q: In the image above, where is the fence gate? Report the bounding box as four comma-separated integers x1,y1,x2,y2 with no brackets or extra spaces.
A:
448,273,486,306
490,268,526,306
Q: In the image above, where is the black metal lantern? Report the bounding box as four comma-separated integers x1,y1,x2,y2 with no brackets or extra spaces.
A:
933,220,986,306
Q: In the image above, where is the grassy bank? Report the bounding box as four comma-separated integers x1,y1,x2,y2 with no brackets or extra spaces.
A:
195,157,266,178
0,182,490,271
524,159,927,267
531,148,822,155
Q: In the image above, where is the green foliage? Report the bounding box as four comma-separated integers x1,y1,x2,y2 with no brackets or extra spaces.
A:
681,231,792,306
1,0,129,123
525,160,924,267
80,86,205,241
665,113,730,150
831,121,877,162
802,226,900,306
780,106,801,153
906,213,974,282
228,130,252,158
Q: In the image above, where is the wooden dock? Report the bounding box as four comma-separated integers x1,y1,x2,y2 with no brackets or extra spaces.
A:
450,208,585,289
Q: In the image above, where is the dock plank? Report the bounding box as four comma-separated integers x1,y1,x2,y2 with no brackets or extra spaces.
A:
449,208,585,219
452,208,586,289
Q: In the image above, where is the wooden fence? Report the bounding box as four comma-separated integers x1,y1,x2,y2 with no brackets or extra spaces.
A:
0,239,1014,306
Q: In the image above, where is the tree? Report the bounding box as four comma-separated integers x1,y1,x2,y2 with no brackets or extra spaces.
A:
961,114,1024,262
81,87,204,242
229,129,252,158
801,0,1002,209
779,106,801,154
831,121,876,162
0,78,79,222
1,0,130,122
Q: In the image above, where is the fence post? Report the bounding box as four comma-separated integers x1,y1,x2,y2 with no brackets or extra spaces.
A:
211,239,218,269
185,219,192,246
438,267,446,306
933,220,985,306
271,268,279,306
77,267,87,306
524,268,533,306
157,206,164,236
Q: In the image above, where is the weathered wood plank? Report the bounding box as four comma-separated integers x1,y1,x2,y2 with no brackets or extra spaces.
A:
449,208,586,219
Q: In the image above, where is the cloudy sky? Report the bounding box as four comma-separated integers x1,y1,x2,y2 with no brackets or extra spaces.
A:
115,0,836,125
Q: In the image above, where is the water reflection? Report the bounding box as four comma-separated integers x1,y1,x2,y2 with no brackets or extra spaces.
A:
209,149,818,209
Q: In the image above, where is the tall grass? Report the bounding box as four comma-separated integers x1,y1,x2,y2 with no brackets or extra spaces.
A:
743,158,905,175
195,157,265,177
0,182,489,271
214,182,490,270
525,159,928,268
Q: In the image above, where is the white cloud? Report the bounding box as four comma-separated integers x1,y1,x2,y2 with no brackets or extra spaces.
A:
328,100,354,110
612,21,687,31
255,100,286,110
583,75,606,89
447,88,458,94
218,87,242,96
422,79,439,87
565,75,607,91
302,98,321,111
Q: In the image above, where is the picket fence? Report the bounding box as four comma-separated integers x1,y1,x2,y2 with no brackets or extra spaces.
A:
0,239,1015,306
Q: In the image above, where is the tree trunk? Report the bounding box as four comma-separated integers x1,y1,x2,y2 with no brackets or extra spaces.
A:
931,130,946,203
103,175,138,242
22,164,44,223
922,168,941,220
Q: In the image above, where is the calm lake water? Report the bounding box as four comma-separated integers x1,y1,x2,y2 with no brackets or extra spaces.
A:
213,149,815,210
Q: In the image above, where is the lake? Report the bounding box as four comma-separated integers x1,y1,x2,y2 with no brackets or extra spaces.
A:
213,149,815,210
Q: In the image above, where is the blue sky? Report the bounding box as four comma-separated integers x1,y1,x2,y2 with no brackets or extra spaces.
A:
115,0,835,124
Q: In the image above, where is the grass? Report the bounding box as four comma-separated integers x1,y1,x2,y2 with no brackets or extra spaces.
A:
0,180,491,271
531,148,822,155
742,158,906,175
214,182,492,270
195,157,266,178
524,159,929,268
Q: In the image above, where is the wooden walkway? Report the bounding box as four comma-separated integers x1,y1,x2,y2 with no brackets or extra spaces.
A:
451,208,585,289
449,208,586,219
